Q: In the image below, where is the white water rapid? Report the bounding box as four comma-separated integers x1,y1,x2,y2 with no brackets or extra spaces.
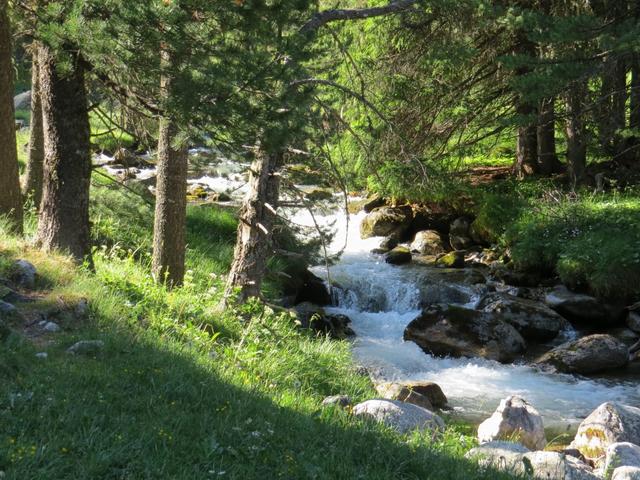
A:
299,205,640,430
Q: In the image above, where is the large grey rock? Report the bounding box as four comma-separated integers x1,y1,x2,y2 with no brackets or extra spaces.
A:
612,466,640,480
374,383,434,411
478,396,546,451
352,399,445,434
13,90,31,110
410,230,446,255
536,334,629,374
604,443,640,474
522,451,600,480
572,403,640,461
478,292,568,342
12,260,37,289
404,305,526,363
545,286,625,327
360,206,413,239
465,441,530,475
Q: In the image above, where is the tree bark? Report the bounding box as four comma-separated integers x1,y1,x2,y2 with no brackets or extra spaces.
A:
0,0,23,234
151,48,188,287
565,81,588,187
23,44,45,208
37,44,92,262
222,149,281,306
631,54,640,130
537,97,561,175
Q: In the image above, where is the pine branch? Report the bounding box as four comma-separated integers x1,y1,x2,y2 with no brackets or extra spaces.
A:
299,0,420,35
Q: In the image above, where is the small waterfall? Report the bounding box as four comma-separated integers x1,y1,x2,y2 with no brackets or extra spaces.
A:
305,209,640,429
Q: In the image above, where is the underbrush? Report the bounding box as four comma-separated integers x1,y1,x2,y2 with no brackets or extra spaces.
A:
0,195,516,479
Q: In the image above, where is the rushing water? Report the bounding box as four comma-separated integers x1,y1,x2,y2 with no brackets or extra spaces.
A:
299,206,640,430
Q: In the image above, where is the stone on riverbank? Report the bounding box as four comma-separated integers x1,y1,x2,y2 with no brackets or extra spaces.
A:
360,206,413,239
465,441,530,475
572,402,640,461
410,230,446,255
375,383,434,411
477,396,546,451
352,399,444,434
536,334,629,374
404,305,526,363
604,443,640,474
385,247,412,265
545,285,625,327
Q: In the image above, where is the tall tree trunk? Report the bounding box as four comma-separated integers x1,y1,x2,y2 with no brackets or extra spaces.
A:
537,97,561,175
0,0,23,234
151,48,188,287
151,118,188,287
631,55,640,130
222,149,281,306
23,44,45,208
37,44,92,262
565,81,588,187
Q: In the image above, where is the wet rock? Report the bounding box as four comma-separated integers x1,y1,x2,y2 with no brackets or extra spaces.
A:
12,259,37,289
536,334,628,374
418,268,487,286
292,303,354,339
292,270,331,306
67,340,105,355
477,395,546,451
435,251,465,269
477,292,567,342
449,217,474,250
572,402,640,461
360,206,413,239
492,266,543,288
374,382,434,411
417,283,474,307
522,451,600,480
363,196,386,213
352,399,445,434
545,285,625,327
613,466,640,480
627,311,640,334
404,305,526,363
385,247,412,265
404,382,448,409
322,395,351,408
604,443,640,473
372,236,398,254
465,441,530,475
410,230,446,255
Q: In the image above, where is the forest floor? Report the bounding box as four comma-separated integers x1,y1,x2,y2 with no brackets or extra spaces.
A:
0,182,519,479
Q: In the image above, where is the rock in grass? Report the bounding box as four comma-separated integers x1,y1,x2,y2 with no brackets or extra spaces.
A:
604,443,640,473
322,395,351,408
404,382,448,409
385,247,412,265
352,399,444,434
374,383,434,411
521,451,599,480
11,259,37,289
613,466,640,480
572,403,640,462
67,340,105,355
43,321,60,332
536,334,628,375
465,441,530,475
478,396,546,451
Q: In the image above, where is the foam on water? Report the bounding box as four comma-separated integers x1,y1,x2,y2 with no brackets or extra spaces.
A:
305,209,640,428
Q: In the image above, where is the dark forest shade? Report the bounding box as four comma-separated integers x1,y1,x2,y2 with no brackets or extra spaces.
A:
23,45,45,209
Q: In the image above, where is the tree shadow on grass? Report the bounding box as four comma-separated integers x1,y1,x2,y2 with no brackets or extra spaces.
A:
0,322,521,480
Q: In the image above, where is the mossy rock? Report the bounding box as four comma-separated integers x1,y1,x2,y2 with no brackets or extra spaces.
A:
435,251,465,269
385,247,412,265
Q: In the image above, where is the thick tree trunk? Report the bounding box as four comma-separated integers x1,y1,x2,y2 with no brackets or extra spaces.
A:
222,149,281,306
565,82,588,187
151,117,188,287
23,45,45,208
631,55,640,129
37,44,92,262
537,98,561,175
0,0,23,234
151,48,188,287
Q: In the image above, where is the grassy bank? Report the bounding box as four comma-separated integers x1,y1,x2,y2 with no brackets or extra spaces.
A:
0,181,515,479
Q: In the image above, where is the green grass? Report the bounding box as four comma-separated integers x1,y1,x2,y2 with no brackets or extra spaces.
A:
15,130,29,173
0,186,519,479
89,111,136,153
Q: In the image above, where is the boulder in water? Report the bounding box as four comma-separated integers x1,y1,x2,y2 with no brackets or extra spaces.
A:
604,443,640,473
375,382,434,411
403,305,526,363
477,292,567,342
544,285,625,327
477,395,546,451
352,399,444,434
360,206,413,239
535,334,628,374
435,251,466,269
572,402,640,461
292,302,354,339
404,381,448,409
363,196,386,213
385,247,412,265
410,230,446,255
